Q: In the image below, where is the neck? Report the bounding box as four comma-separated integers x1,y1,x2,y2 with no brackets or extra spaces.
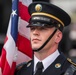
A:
34,45,58,60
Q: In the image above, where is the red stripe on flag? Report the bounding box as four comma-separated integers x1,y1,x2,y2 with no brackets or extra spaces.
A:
1,48,16,75
1,48,10,75
10,62,16,75
3,60,11,75
17,33,32,58
19,2,30,22
0,48,6,72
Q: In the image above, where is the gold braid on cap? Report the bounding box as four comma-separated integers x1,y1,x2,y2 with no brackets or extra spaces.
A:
32,12,64,26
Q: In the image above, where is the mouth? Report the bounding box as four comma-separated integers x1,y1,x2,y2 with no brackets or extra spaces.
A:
32,38,41,43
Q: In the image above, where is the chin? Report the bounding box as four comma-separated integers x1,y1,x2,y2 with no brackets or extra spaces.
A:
32,46,40,50
32,44,42,50
32,47,38,50
32,45,40,48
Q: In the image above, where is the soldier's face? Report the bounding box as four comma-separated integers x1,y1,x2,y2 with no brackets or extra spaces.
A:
30,26,60,51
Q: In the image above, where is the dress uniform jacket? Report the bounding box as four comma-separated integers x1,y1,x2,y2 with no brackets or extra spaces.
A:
15,53,76,75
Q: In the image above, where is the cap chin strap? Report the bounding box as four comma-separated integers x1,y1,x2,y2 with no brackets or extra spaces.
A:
33,28,57,52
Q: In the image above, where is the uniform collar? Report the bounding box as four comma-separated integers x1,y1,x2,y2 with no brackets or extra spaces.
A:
34,50,60,72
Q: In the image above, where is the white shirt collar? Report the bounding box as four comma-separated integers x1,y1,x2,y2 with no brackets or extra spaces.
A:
34,50,60,72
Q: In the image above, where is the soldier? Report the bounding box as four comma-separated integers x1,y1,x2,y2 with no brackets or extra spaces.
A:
15,1,76,75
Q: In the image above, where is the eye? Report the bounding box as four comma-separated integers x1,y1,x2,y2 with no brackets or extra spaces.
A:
30,27,36,31
39,27,48,30
30,26,48,31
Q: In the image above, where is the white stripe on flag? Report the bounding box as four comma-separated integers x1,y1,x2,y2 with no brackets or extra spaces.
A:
18,17,30,39
16,51,31,65
19,0,32,6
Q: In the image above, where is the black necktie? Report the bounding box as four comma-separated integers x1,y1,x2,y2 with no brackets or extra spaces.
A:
35,62,43,75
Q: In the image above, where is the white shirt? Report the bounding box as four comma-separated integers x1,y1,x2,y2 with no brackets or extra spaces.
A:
34,50,60,74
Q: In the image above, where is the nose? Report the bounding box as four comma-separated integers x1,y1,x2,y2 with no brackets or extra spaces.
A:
32,29,40,36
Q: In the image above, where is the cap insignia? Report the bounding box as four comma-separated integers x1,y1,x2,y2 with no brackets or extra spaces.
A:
35,4,42,12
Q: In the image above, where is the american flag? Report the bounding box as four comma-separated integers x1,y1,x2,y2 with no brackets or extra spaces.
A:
0,0,32,75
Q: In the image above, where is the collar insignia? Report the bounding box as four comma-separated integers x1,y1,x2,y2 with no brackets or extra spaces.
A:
55,63,61,68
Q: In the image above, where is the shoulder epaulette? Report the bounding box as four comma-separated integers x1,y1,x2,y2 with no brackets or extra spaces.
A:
15,62,27,75
64,58,76,75
16,62,27,71
67,58,76,66
16,60,32,71
15,60,32,75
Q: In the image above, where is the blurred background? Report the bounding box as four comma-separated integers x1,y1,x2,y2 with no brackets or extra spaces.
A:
0,0,12,54
0,0,76,61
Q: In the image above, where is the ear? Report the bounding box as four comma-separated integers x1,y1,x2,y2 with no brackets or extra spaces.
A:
55,30,62,44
